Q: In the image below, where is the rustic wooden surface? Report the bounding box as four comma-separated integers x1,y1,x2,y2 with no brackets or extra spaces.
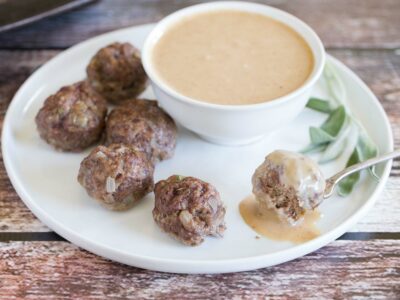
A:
0,240,399,299
0,0,399,49
0,0,399,298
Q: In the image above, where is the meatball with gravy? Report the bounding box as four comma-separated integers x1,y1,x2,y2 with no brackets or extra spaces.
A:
35,81,107,151
153,175,226,246
252,150,325,225
78,144,154,211
105,99,177,163
87,42,147,103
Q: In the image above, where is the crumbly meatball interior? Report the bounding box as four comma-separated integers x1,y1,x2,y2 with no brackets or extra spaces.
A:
153,175,226,246
105,99,177,163
87,42,148,103
35,81,107,151
78,144,154,211
252,150,325,225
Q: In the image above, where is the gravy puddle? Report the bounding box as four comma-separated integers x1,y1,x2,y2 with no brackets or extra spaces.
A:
239,195,321,244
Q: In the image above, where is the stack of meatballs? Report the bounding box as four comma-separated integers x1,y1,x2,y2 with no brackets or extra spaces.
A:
35,42,226,246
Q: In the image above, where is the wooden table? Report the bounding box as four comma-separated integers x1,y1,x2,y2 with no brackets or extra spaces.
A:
0,0,399,298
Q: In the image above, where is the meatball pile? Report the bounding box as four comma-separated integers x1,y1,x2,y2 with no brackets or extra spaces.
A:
105,99,177,163
252,150,325,225
153,175,226,246
35,81,107,151
34,42,171,206
35,42,226,247
78,144,154,211
87,42,148,104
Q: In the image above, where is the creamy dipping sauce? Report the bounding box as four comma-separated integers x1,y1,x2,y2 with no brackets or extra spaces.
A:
265,150,326,207
239,195,320,244
152,10,314,105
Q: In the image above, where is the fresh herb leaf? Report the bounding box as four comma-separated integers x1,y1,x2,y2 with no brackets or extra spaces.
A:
319,135,348,163
300,143,329,154
357,131,380,180
306,98,332,113
337,132,378,196
301,105,346,157
357,131,378,161
309,127,335,144
302,63,379,197
338,147,361,196
321,106,346,137
369,167,381,182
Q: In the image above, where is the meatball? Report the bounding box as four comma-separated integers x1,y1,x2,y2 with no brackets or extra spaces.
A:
35,81,107,151
78,144,154,211
252,150,325,225
86,42,147,104
153,175,226,246
105,99,177,163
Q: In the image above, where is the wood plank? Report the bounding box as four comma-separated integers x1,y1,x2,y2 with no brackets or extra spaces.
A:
0,174,49,232
0,49,399,232
0,240,398,298
0,0,399,49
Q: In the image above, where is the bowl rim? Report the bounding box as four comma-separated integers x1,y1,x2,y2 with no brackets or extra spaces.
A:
142,1,326,111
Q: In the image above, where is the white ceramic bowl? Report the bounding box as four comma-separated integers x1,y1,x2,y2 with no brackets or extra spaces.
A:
142,1,326,145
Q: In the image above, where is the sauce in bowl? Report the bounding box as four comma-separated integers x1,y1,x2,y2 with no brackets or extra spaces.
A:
152,10,314,105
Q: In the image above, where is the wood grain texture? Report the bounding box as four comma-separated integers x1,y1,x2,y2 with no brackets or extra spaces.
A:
0,0,399,49
1,49,399,232
0,1,399,297
0,240,398,299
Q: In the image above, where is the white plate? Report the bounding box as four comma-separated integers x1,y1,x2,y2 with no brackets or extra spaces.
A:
2,24,393,274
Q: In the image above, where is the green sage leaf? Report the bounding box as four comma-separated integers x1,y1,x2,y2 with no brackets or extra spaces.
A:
309,127,335,144
338,147,361,196
301,63,380,197
319,136,348,163
306,98,332,113
300,143,329,154
337,132,378,196
369,167,381,181
321,106,346,137
357,131,378,161
357,130,379,180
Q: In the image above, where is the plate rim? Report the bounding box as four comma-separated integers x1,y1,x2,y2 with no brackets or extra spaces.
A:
1,24,394,274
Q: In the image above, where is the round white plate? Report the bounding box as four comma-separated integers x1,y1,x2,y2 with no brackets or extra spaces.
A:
2,24,393,274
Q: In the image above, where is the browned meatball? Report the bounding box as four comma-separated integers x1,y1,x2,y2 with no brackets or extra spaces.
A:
86,42,148,104
153,175,226,246
78,144,154,211
105,99,177,163
35,81,107,151
252,150,325,225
